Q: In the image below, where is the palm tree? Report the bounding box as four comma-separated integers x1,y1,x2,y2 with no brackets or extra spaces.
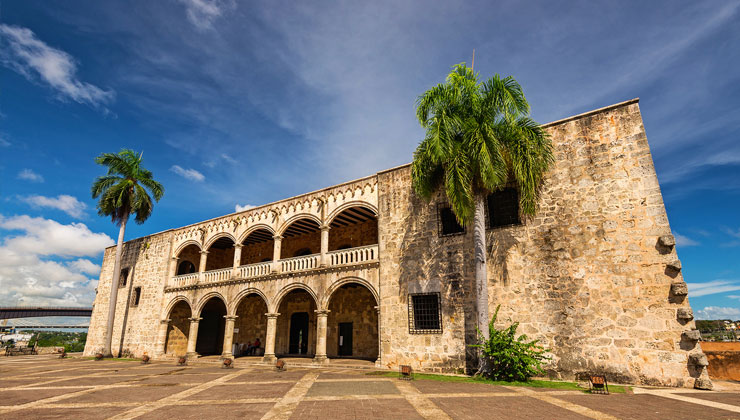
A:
412,63,553,373
92,149,164,357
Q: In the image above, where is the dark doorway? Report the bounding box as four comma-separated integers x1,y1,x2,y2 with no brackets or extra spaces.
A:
289,312,309,355
195,298,226,356
338,322,353,356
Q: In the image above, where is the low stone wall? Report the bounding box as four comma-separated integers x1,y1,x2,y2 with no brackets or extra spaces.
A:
702,342,740,381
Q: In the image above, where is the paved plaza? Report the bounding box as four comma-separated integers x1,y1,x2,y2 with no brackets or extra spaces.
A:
1,355,740,419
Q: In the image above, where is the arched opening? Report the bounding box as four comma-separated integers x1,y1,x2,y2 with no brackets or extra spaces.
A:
176,244,200,274
329,206,378,251
164,300,191,356
205,236,235,271
195,297,227,356
327,283,378,360
233,293,268,358
276,289,317,357
240,228,274,265
281,218,320,258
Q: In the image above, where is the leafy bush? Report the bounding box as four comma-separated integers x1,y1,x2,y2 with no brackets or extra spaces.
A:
471,305,550,381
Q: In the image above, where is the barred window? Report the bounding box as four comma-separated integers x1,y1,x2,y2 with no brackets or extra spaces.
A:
131,287,141,307
119,268,130,288
487,188,520,228
408,293,442,334
438,205,464,236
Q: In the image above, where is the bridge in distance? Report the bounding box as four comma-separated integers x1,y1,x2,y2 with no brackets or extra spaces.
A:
0,307,93,320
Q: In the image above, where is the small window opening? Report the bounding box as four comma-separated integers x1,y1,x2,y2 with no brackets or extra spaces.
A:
176,260,196,275
438,205,464,236
119,268,130,288
408,293,442,334
487,188,521,228
131,287,141,306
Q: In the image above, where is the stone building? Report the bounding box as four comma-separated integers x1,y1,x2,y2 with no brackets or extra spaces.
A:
84,99,711,388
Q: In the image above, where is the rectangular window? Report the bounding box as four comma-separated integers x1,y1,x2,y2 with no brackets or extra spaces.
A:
487,188,521,228
119,268,129,288
438,205,464,236
131,287,141,307
408,293,442,334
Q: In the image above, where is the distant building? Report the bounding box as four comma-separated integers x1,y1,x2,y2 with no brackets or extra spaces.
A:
85,99,710,389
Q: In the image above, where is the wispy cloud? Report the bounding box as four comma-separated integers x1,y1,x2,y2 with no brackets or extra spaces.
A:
721,227,740,247
696,306,740,320
0,24,114,108
0,136,10,147
18,194,87,219
235,203,256,212
170,165,205,182
674,232,699,247
16,168,43,183
687,280,740,297
178,0,233,31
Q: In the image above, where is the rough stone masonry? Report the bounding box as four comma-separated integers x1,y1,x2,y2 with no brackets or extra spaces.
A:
84,98,711,389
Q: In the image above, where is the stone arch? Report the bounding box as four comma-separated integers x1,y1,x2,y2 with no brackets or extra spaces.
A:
194,295,227,356
164,295,193,319
277,213,322,236
271,283,319,313
174,240,201,256
237,224,276,244
204,232,238,250
324,279,379,360
164,297,192,356
326,202,378,226
229,288,270,316
321,277,379,310
194,291,228,317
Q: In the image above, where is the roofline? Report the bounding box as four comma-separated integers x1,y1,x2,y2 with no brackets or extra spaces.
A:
107,98,640,250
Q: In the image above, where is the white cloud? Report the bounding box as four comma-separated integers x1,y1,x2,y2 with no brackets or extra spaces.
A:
0,214,113,306
0,24,114,107
235,203,256,212
18,194,87,219
178,0,233,31
695,306,740,320
170,165,205,182
68,259,101,276
687,280,740,298
674,232,699,247
16,168,43,182
0,215,114,257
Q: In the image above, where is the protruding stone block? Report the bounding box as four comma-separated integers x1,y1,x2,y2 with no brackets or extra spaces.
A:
682,330,701,341
694,378,713,390
689,353,709,367
671,281,688,296
668,260,682,271
677,308,694,321
658,235,676,247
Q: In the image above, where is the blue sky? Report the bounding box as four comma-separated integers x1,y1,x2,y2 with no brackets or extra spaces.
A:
0,1,739,320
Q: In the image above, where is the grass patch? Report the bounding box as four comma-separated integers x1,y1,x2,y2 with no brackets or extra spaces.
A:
366,371,630,394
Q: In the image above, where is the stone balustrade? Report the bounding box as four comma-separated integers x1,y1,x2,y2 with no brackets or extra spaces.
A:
238,261,272,279
280,253,319,273
171,272,198,287
329,244,378,266
202,267,232,283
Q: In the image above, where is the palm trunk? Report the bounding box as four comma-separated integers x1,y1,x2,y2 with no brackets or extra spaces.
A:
103,214,128,357
474,193,489,373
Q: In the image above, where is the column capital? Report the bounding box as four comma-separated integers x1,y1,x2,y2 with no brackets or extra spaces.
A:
188,317,203,323
160,318,171,325
265,312,280,319
233,243,243,249
315,309,330,316
199,250,209,255
224,315,238,321
320,224,331,232
272,235,283,241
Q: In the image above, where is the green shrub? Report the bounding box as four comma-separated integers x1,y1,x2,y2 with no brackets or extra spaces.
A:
471,305,550,381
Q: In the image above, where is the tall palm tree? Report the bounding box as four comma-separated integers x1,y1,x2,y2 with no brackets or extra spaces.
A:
412,64,553,372
92,149,164,357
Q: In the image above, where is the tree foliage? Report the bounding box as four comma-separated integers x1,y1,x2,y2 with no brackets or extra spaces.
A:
471,305,550,381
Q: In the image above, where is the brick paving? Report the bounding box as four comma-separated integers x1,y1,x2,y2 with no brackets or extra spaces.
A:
1,355,740,419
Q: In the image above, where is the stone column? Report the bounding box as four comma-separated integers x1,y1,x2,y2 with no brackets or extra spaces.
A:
319,225,331,267
313,309,330,364
155,319,170,356
168,257,179,286
186,317,202,358
271,235,283,273
198,250,209,282
232,244,243,278
374,305,382,367
221,315,238,359
263,313,280,362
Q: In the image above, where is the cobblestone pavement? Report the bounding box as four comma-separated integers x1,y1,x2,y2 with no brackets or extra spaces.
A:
1,355,740,419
